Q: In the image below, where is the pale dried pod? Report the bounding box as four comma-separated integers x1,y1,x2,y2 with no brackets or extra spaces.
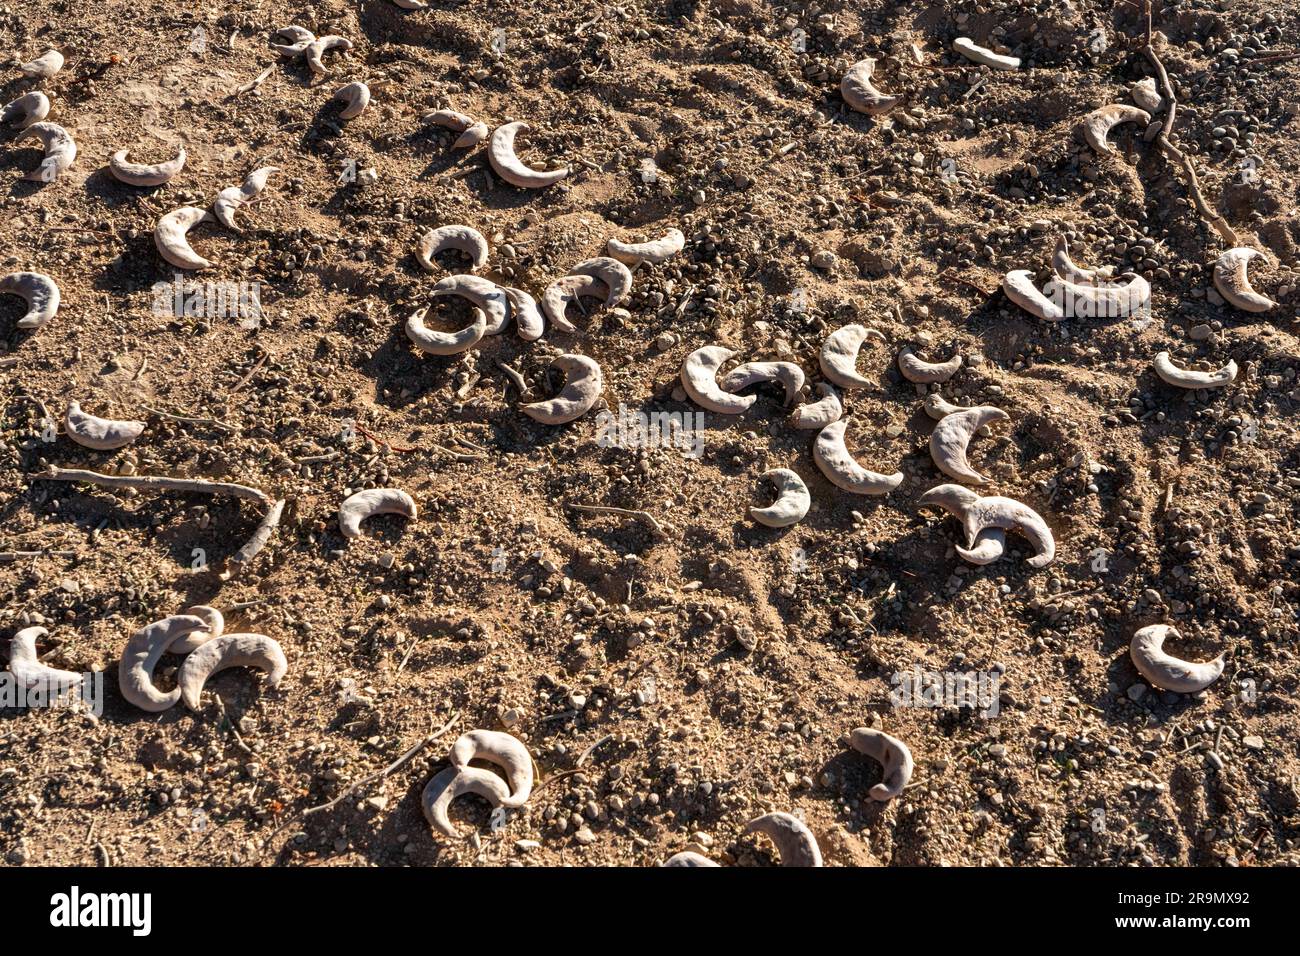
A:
569,257,634,306
606,228,685,266
952,37,1020,70
1153,352,1237,390
789,383,842,429
421,109,488,149
432,274,510,334
271,25,315,58
1042,272,1151,319
213,166,279,232
898,346,962,384
174,605,224,655
1,91,51,128
1052,235,1113,284
338,488,418,539
749,468,811,528
923,393,962,420
406,304,486,356
721,361,806,406
109,145,186,187
333,81,370,121
449,730,534,807
681,346,756,414
1130,624,1224,694
849,727,914,802
0,271,60,329
929,406,1009,485
119,615,211,712
1213,247,1276,313
813,419,903,495
488,121,569,188
1080,104,1151,155
154,206,215,270
820,324,886,389
177,634,288,711
16,121,76,182
18,49,63,80
501,286,544,341
65,401,146,451
840,57,898,115
1002,269,1064,321
417,225,489,272
745,812,822,867
422,766,510,838
662,851,720,867
520,354,603,425
306,35,352,76
541,274,607,333
919,483,1055,568
1131,77,1162,112
7,627,83,694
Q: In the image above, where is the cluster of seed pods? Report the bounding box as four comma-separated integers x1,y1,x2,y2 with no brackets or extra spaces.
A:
421,731,534,838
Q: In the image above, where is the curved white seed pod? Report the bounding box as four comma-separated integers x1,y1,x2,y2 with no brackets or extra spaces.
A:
850,727,914,802
432,274,510,334
7,627,83,693
606,228,685,266
1080,104,1151,154
521,354,603,425
488,121,569,188
177,633,287,711
789,383,842,429
1130,624,1224,693
929,405,1009,485
898,346,962,384
1213,247,1276,313
1051,235,1113,284
422,766,510,838
953,37,1020,70
65,401,146,451
306,35,352,75
1131,77,1162,112
213,166,279,232
392,0,429,8
749,468,811,528
541,274,607,333
333,82,370,121
119,615,211,712
0,271,60,329
919,483,1055,569
1002,270,1064,321
1044,272,1151,319
923,393,962,420
18,49,63,80
813,419,903,495
746,812,822,867
721,361,806,406
1153,352,1237,390
449,730,533,807
406,304,486,356
109,145,186,187
338,488,418,539
173,605,223,655
681,346,756,414
663,851,720,867
2,92,50,128
271,25,315,58
17,122,76,182
957,527,1007,565
820,324,885,389
841,58,898,115
421,110,488,149
502,286,544,341
417,225,489,272
154,206,215,270
569,257,634,306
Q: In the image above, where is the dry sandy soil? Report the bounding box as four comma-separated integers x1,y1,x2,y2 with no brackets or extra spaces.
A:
1,0,1299,868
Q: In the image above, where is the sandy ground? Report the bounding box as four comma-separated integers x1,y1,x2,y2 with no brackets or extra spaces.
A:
1,0,1299,867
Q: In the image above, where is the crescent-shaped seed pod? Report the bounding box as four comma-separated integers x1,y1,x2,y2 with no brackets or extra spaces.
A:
789,383,842,429
520,354,604,425
813,419,903,495
421,766,510,838
333,81,370,121
18,49,63,80
1129,624,1224,693
1080,104,1151,155
306,35,352,76
271,25,316,58
432,274,510,334
154,206,215,270
65,401,146,451
606,228,685,266
406,304,486,356
417,225,489,273
541,274,608,333
421,109,489,149
1213,247,1276,313
898,346,962,384
681,346,756,414
952,37,1020,70
840,57,898,115
929,405,1009,485
569,257,634,307
177,633,288,711
1131,77,1162,112
338,488,418,539
173,605,224,655
849,727,914,801
745,812,822,867
918,483,1055,569
108,145,186,187
957,527,1007,565
1,91,51,128
501,286,544,341
1153,352,1237,390
391,0,429,8
7,627,83,694
449,730,534,807
16,121,76,182
720,361,806,406
119,615,211,712
1051,236,1113,284
923,393,962,420
1002,269,1065,321
213,166,279,232
1042,272,1150,319
820,324,886,389
488,121,569,188
749,468,811,528
0,271,60,329
662,851,720,867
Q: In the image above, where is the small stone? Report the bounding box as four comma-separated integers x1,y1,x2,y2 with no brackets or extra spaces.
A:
1189,323,1213,341
811,249,837,270
573,827,596,845
1243,735,1264,750
1126,683,1148,702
